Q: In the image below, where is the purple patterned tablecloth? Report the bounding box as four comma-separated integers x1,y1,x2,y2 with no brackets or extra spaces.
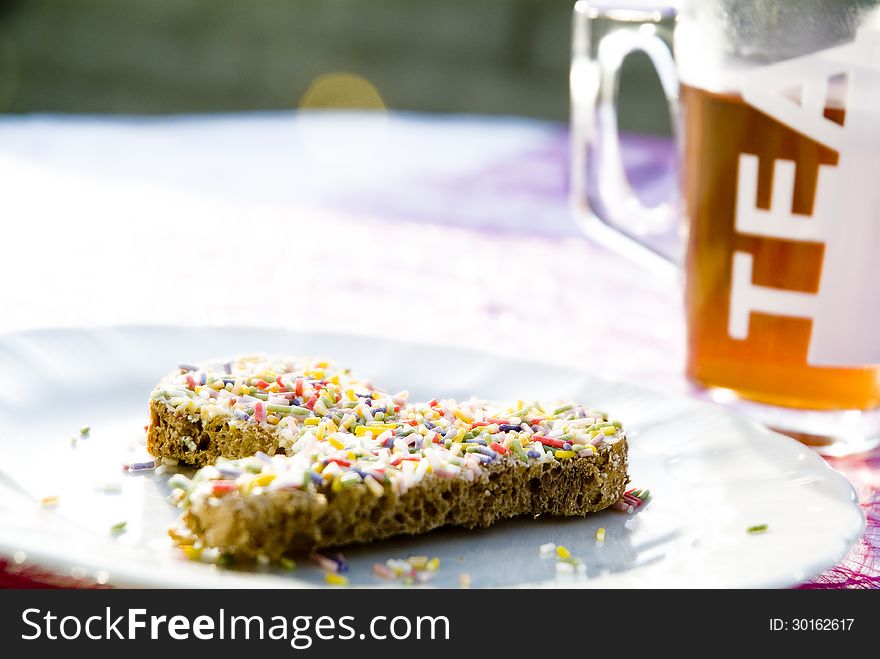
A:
0,112,876,588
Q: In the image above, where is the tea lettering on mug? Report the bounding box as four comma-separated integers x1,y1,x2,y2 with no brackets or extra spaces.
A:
728,252,817,341
742,59,845,153
728,154,834,340
733,155,831,242
727,26,880,367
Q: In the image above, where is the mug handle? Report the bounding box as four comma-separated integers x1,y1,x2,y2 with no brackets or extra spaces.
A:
570,0,681,267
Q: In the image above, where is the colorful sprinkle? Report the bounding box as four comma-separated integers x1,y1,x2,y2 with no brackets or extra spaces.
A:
747,524,768,534
372,555,441,584
325,572,349,586
613,485,651,513
122,460,156,472
310,552,339,573
181,546,203,561
407,555,428,570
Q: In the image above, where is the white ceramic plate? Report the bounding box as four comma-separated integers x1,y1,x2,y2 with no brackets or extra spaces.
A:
0,326,864,588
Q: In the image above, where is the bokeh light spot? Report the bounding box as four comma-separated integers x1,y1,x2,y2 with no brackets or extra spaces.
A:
298,72,386,111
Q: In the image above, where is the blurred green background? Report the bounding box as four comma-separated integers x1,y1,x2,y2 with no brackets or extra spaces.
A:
0,0,670,133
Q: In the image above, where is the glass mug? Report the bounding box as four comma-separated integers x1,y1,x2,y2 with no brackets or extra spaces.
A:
571,0,880,455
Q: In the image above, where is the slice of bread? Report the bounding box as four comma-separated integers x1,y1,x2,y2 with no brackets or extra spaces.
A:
149,357,629,558
180,438,628,559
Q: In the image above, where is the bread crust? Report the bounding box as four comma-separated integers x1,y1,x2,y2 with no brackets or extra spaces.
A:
148,399,287,467
182,437,628,559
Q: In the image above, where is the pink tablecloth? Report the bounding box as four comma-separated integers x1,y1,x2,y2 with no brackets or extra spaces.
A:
0,112,876,588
